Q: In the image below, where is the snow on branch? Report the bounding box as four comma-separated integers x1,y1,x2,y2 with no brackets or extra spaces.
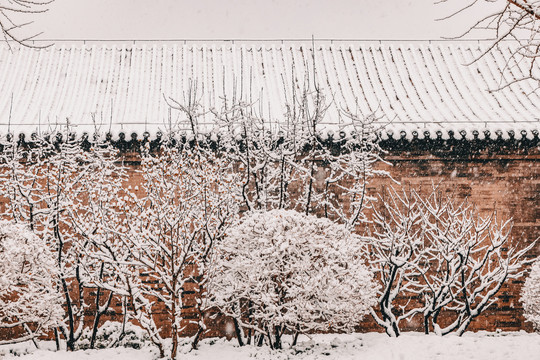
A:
0,220,63,345
366,185,535,336
165,76,389,229
93,143,240,359
366,187,429,337
207,209,377,349
0,128,128,351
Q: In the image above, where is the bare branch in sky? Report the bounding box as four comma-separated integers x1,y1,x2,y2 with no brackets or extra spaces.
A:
0,0,52,47
438,0,540,86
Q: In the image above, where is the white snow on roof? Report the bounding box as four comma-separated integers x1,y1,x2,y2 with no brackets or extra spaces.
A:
0,42,538,139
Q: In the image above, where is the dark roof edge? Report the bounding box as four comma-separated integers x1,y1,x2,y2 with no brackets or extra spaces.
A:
3,130,539,157
3,128,539,141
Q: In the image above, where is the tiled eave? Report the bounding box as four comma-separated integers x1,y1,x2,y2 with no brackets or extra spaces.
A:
3,129,539,157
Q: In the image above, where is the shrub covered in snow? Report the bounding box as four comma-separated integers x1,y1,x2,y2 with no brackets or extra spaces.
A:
208,209,377,349
76,321,152,350
521,259,540,330
0,220,63,344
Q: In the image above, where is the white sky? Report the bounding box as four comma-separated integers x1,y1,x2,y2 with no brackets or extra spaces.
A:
22,0,501,41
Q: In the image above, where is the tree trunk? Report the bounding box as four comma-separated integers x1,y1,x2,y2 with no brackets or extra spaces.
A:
256,333,265,347
233,317,245,347
424,313,430,334
192,326,203,350
54,328,60,351
273,325,282,350
292,331,300,347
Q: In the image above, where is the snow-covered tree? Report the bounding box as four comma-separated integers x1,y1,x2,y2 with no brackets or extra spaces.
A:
367,187,429,337
208,209,377,349
0,130,127,350
95,143,239,359
0,220,63,345
417,190,534,335
164,76,387,347
521,258,540,330
366,186,535,336
166,72,387,227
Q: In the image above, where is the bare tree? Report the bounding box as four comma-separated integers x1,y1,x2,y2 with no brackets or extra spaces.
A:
0,0,51,47
438,0,540,88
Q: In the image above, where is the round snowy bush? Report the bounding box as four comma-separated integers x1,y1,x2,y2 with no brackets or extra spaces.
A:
76,321,152,350
521,259,540,330
0,221,63,342
208,209,377,347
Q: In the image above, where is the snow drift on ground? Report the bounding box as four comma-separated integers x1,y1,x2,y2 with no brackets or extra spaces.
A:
1,332,539,360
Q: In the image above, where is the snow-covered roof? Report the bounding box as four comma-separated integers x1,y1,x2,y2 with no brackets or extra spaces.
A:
0,42,539,140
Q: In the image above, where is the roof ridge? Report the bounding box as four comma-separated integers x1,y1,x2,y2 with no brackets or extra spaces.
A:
0,40,523,51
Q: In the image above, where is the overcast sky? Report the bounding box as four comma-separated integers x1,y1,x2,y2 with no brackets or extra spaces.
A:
23,0,499,41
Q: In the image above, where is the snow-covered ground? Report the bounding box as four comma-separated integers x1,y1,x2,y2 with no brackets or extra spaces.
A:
1,332,540,360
